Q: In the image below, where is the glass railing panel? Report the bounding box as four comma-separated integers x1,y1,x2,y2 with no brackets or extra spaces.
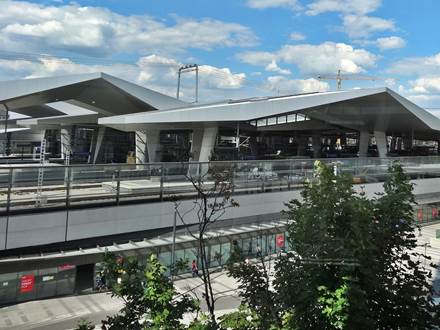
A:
69,164,119,206
0,156,440,212
162,162,196,199
8,165,67,211
0,167,11,213
117,163,163,202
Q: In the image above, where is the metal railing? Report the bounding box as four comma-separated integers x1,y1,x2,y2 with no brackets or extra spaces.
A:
0,156,440,215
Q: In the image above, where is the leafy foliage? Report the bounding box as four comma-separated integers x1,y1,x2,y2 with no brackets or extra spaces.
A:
317,279,350,329
174,165,239,325
363,163,440,329
74,318,95,330
275,161,440,329
218,305,262,329
101,253,196,329
226,242,280,329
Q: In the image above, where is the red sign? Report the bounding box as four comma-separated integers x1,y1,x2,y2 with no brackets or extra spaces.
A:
20,275,35,293
276,234,285,247
433,207,438,219
58,263,75,271
417,209,424,221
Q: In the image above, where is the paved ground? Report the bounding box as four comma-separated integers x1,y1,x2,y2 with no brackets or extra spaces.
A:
0,268,242,330
1,223,439,330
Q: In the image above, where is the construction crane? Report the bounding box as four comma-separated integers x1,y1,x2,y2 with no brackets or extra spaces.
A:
317,69,394,91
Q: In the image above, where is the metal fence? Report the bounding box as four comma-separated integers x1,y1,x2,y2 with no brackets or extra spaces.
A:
1,156,440,214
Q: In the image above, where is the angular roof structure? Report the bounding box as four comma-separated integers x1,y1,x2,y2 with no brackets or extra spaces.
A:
99,87,440,139
0,72,186,119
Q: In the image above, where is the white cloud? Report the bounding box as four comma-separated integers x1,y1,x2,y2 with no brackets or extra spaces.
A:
306,0,382,15
289,32,306,41
246,0,301,10
266,76,330,94
197,65,246,89
238,42,377,75
0,54,248,101
0,1,258,56
388,53,440,76
342,15,395,39
265,60,291,75
409,77,440,94
375,36,406,51
386,55,440,108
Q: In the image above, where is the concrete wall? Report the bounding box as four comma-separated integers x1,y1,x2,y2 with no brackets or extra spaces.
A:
1,177,440,250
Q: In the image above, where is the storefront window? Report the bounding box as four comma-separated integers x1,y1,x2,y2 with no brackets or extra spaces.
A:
17,270,38,302
209,244,222,267
0,272,18,304
56,264,76,296
221,242,231,264
36,267,57,299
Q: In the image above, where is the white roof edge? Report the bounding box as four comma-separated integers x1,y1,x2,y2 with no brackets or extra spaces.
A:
99,87,389,126
386,88,440,131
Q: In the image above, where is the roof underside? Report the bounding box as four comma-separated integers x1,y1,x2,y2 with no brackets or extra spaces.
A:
99,88,440,138
0,73,186,120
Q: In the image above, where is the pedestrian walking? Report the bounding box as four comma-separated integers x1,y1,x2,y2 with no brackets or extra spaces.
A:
191,260,199,277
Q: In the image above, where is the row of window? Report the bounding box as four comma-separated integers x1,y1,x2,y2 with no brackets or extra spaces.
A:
95,231,288,280
249,113,310,127
0,265,76,304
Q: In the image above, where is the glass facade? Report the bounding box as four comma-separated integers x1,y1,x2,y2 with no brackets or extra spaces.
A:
0,265,76,305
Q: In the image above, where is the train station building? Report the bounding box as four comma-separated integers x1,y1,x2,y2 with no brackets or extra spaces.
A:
1,72,440,164
2,73,440,304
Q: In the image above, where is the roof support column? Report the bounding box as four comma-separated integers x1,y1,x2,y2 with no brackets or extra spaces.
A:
374,131,388,158
135,129,161,164
192,126,218,162
358,131,370,157
60,127,72,161
92,127,106,164
146,130,161,163
191,129,204,162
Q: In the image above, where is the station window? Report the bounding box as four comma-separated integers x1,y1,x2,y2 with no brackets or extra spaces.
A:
287,114,296,123
257,119,267,127
277,116,287,124
267,117,277,125
296,114,305,121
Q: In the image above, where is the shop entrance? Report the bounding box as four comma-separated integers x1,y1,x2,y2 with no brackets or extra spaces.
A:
75,264,94,293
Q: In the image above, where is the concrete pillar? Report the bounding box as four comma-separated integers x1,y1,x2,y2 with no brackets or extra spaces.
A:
60,127,72,160
358,131,370,157
135,129,161,163
146,130,161,163
374,131,388,158
312,134,321,158
93,127,106,164
192,127,218,162
191,129,204,161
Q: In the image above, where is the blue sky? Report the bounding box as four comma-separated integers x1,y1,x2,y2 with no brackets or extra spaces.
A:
1,0,440,109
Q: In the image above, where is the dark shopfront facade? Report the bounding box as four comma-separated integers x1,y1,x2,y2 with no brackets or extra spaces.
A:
0,264,76,304
1,204,437,306
0,224,288,305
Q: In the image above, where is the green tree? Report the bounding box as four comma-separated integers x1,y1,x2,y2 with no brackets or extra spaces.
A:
174,165,239,325
363,163,440,329
101,253,196,329
275,161,372,329
226,240,281,329
74,318,95,330
275,161,440,329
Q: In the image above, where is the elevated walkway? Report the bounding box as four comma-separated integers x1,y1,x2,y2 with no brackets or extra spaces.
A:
1,157,440,252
